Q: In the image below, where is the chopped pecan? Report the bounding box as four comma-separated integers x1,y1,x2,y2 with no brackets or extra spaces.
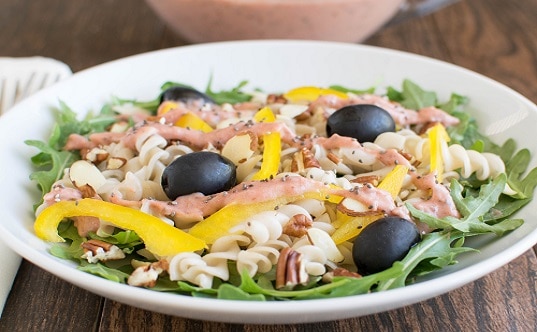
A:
350,175,380,186
294,109,312,121
400,151,421,167
322,267,362,283
282,214,313,238
332,267,362,278
326,152,341,165
266,93,287,104
291,147,321,172
418,121,440,135
302,147,321,168
276,247,305,289
81,239,125,263
128,260,169,288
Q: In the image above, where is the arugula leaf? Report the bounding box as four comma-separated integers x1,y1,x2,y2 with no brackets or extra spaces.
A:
451,175,505,222
329,84,375,95
90,230,142,249
438,93,469,114
78,263,130,283
26,102,117,200
377,231,473,291
389,79,437,110
25,140,78,206
408,175,523,236
505,149,537,199
205,78,252,104
217,284,267,301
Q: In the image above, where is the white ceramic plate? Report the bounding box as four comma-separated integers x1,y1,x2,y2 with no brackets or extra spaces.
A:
0,41,536,324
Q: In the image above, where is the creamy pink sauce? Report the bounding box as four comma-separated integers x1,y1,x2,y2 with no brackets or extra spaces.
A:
145,0,404,43
409,172,460,219
107,175,410,223
155,102,256,127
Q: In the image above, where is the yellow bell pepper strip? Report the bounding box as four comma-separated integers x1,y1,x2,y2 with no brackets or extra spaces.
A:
253,106,276,122
283,86,349,103
331,165,409,244
189,190,341,244
377,165,409,199
174,112,213,133
34,199,207,257
251,107,281,181
331,215,381,245
428,123,450,182
156,101,179,116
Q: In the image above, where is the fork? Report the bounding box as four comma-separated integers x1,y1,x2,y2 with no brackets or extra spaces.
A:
0,57,72,114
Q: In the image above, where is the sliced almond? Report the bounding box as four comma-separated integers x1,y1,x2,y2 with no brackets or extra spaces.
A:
109,120,130,133
69,160,107,192
337,197,377,217
306,228,344,263
221,132,256,165
107,157,127,170
85,147,109,163
279,104,309,118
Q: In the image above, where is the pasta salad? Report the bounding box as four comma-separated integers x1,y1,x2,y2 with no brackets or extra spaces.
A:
27,79,537,300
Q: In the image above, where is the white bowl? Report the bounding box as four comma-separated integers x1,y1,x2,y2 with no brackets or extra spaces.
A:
0,40,536,324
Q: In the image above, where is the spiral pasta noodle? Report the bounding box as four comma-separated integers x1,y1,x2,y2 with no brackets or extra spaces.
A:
371,129,505,181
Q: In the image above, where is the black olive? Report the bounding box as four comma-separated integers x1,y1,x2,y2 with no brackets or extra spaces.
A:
160,86,215,104
352,216,420,275
326,104,395,143
161,151,236,200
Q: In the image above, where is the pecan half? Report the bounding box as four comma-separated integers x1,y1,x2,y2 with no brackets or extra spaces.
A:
282,214,313,238
276,247,306,289
291,147,321,172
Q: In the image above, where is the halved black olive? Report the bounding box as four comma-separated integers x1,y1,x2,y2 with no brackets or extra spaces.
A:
161,151,236,200
326,104,395,143
160,86,215,104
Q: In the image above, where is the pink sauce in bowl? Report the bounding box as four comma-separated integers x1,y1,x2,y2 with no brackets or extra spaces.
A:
145,0,404,43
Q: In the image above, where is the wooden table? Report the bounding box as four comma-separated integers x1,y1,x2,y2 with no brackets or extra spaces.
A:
1,0,537,330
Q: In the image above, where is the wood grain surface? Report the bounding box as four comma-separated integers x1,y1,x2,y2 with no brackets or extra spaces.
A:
1,0,537,331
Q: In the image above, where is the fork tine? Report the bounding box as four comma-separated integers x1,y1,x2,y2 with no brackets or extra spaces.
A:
0,57,72,114
0,78,18,115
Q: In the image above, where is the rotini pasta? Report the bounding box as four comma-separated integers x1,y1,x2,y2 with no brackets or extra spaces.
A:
30,80,530,300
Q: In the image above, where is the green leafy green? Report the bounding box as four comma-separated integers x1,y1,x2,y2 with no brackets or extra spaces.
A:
205,78,252,104
25,102,118,202
387,79,437,109
25,140,78,204
78,263,131,283
329,84,375,95
408,175,523,236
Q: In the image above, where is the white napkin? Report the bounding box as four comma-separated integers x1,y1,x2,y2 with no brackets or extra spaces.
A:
0,57,72,314
0,241,21,314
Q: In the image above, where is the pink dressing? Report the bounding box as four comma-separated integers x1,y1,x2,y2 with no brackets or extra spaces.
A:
311,94,460,127
108,175,411,224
